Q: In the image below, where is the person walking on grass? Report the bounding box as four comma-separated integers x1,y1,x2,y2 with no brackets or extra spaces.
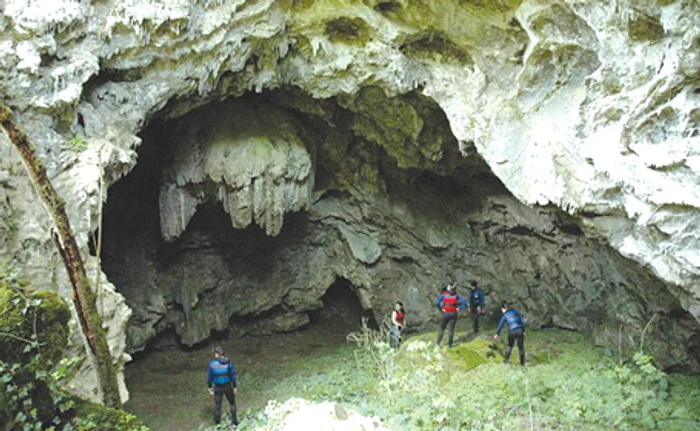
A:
207,346,238,429
494,303,526,366
390,301,406,348
435,283,467,348
468,280,485,333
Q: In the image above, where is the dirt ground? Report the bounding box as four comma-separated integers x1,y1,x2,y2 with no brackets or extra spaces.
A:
124,320,359,430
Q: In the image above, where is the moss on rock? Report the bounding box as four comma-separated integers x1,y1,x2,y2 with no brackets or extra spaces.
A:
403,332,503,371
403,330,560,370
400,31,474,65
325,17,373,44
0,280,72,428
0,280,148,430
72,398,148,431
340,87,462,174
0,282,71,365
627,9,665,42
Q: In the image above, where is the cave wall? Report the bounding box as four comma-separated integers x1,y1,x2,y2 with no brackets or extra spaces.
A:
0,0,699,401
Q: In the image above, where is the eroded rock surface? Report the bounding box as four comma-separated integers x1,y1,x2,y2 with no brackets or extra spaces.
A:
1,0,699,400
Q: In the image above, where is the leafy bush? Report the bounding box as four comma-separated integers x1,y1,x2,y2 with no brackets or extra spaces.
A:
0,267,148,431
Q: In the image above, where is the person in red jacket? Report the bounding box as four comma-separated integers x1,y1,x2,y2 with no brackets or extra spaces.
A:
435,283,467,347
390,301,406,348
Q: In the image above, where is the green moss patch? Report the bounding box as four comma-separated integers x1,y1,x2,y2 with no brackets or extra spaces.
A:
0,283,71,365
72,398,148,431
400,31,474,66
403,332,503,370
324,17,373,44
0,275,147,430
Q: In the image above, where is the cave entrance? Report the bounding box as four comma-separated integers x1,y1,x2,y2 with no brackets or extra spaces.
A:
99,96,329,355
309,278,377,331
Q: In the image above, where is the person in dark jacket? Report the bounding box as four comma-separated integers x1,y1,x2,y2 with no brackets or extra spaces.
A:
493,303,525,366
390,301,406,349
468,280,485,333
207,346,238,428
435,283,467,347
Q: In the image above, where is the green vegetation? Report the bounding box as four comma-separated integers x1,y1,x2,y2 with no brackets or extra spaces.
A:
195,324,700,430
627,10,665,43
67,136,88,153
0,268,147,431
4,268,697,431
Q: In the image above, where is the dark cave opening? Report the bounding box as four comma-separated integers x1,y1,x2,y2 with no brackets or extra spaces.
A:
309,278,377,330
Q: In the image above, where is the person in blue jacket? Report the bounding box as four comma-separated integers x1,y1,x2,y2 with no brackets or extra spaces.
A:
207,346,238,428
435,283,467,347
468,280,485,333
493,303,526,366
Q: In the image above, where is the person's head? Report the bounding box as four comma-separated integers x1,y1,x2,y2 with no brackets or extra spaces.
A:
447,283,456,293
470,280,478,290
213,346,224,358
500,302,509,313
395,301,404,312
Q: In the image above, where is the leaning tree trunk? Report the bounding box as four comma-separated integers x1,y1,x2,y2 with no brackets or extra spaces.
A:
0,105,122,408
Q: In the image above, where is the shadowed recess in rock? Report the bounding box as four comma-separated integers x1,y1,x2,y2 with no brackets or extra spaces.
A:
309,277,377,330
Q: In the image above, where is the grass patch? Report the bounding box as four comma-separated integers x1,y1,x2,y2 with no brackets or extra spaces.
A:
128,324,700,430
230,327,700,430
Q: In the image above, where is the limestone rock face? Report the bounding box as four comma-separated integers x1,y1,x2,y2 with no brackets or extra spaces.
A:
0,133,133,404
1,0,699,399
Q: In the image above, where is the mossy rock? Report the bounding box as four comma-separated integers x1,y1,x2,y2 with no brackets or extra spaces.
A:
0,282,72,428
0,283,71,365
448,337,504,369
627,10,665,42
404,330,559,368
399,31,474,66
402,332,503,371
72,398,148,431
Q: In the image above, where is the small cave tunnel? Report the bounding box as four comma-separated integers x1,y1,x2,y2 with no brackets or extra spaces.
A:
309,278,378,331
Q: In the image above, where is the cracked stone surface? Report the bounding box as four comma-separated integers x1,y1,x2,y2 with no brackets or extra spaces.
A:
1,0,699,401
